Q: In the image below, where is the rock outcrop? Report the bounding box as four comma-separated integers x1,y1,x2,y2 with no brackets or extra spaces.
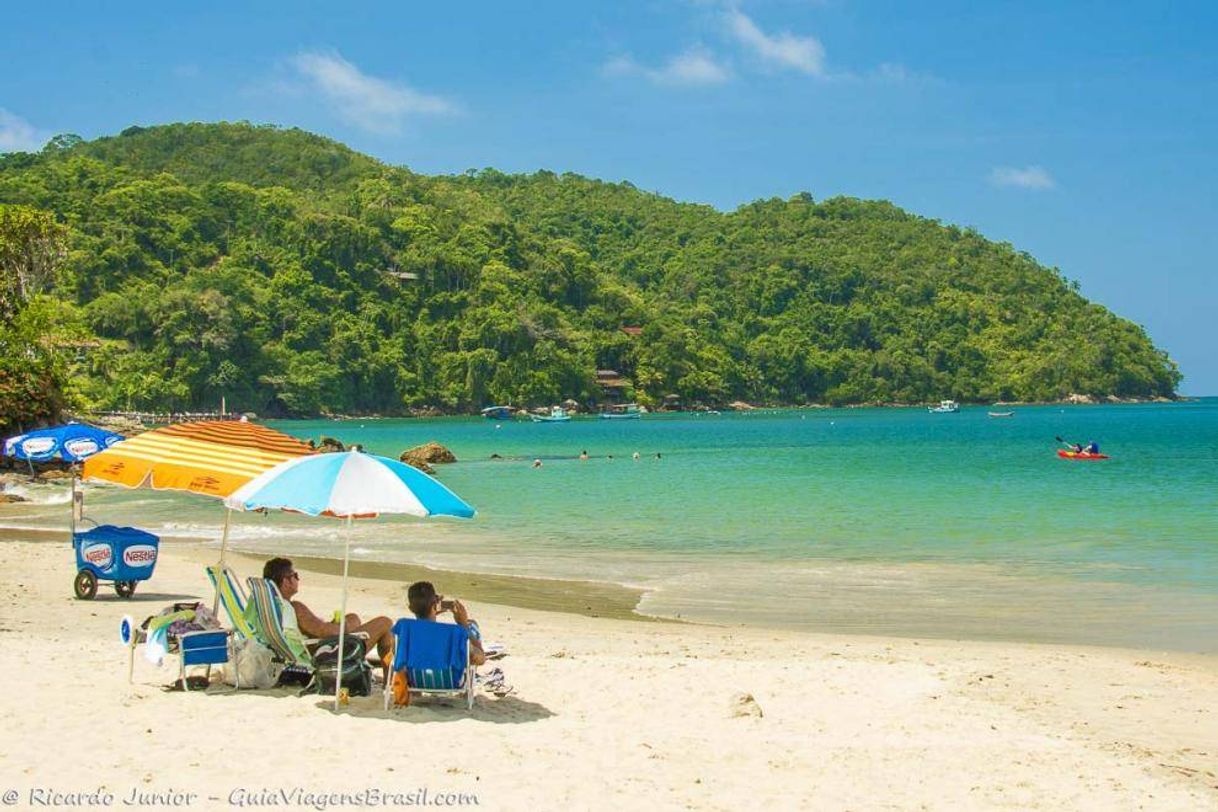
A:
316,436,346,453
399,441,458,474
401,441,457,465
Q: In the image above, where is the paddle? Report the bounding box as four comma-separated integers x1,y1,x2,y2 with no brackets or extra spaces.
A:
1054,435,1079,451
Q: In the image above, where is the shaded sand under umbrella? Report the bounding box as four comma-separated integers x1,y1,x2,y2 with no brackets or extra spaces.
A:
224,449,476,710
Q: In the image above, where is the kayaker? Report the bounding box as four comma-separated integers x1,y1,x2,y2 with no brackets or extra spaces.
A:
1084,441,1100,454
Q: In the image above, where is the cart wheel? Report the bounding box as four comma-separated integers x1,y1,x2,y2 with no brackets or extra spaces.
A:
115,580,137,599
74,569,98,600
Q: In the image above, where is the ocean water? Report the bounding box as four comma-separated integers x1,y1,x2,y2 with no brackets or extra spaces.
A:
4,400,1216,651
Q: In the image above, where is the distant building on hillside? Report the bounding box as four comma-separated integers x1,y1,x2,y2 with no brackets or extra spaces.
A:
596,369,630,401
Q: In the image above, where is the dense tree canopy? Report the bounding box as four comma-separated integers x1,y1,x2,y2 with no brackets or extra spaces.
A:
0,122,1179,420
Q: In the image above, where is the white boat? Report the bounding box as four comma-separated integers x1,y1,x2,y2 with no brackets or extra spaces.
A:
599,403,643,420
530,406,571,423
928,400,960,413
480,405,513,420
987,410,1015,418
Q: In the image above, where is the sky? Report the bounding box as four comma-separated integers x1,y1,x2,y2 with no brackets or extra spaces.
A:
2,1,1215,393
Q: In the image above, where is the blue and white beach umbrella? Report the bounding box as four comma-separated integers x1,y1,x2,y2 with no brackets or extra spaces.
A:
224,450,474,519
223,450,475,711
4,422,124,463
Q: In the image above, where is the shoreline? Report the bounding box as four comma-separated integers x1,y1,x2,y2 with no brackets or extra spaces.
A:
56,395,1197,427
1,538,1216,807
5,522,1215,655
0,525,651,622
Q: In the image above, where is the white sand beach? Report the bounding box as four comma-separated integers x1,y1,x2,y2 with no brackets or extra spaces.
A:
1,539,1215,810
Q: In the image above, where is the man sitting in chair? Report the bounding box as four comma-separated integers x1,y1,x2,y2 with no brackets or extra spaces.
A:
407,581,487,666
263,557,393,660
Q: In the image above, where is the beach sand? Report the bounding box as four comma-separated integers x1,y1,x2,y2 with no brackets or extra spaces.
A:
1,539,1216,810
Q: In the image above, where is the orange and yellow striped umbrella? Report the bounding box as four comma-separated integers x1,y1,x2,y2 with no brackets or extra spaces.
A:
82,420,314,498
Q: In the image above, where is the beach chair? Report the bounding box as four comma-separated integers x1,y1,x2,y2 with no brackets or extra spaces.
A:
120,604,234,691
206,564,257,641
245,577,313,668
383,618,476,711
244,577,369,688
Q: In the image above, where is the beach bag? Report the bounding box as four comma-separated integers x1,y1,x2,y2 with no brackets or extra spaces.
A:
225,638,280,689
309,634,372,697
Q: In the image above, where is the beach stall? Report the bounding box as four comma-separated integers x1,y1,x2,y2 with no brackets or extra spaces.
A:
223,449,475,710
2,422,149,599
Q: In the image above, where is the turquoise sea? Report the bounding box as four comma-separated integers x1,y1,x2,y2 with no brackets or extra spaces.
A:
4,400,1216,651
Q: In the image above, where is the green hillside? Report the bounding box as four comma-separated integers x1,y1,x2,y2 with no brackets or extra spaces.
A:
0,122,1180,422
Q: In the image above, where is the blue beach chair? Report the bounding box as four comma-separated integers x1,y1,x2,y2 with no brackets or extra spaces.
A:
384,619,476,711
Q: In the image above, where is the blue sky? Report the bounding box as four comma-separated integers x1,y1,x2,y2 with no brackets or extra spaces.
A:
3,1,1215,392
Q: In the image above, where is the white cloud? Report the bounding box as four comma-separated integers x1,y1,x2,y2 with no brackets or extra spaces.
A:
0,109,47,153
603,47,731,87
291,51,457,134
989,165,1056,190
725,9,826,76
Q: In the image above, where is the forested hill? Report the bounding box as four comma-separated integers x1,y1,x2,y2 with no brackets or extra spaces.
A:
0,122,1179,420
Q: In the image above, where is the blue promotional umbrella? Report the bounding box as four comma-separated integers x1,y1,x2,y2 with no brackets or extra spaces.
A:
4,422,126,538
224,450,475,709
4,422,124,463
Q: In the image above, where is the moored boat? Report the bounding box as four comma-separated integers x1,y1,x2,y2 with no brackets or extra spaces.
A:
928,400,960,414
987,411,1015,418
530,406,571,423
599,403,643,420
480,405,513,420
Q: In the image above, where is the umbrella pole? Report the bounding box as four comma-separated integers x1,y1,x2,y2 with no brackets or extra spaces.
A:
212,508,232,616
69,475,76,539
334,515,353,712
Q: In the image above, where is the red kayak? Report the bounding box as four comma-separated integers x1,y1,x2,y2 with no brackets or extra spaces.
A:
1057,450,1110,460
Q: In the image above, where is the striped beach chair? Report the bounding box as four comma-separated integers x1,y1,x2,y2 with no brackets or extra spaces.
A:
384,618,476,711
245,577,312,667
206,564,257,641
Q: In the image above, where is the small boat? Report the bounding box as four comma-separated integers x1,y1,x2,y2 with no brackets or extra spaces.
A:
987,411,1015,418
599,403,643,420
480,406,513,420
1057,450,1110,460
530,406,571,423
928,400,960,414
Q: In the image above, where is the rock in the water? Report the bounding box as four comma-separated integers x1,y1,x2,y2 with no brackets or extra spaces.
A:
401,441,457,465
399,457,436,475
728,692,763,719
37,470,73,482
0,493,28,503
316,436,346,453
